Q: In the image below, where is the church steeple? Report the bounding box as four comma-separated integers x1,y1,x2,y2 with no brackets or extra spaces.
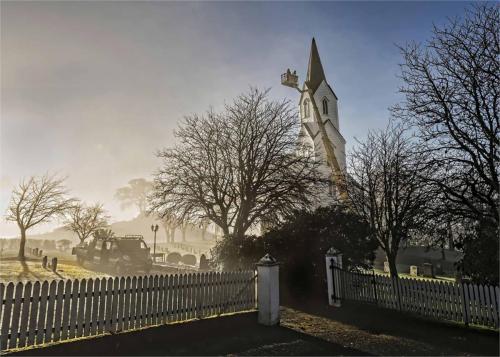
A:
306,38,327,93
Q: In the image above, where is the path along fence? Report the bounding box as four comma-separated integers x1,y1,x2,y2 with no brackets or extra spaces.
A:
328,259,499,329
0,271,256,352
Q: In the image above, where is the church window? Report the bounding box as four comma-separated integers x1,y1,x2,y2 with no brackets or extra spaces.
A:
303,99,310,118
322,98,328,115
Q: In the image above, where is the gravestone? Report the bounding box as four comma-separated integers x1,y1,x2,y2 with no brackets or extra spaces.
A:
199,254,209,270
383,261,390,273
42,256,48,269
410,265,418,276
181,254,196,266
51,257,58,272
422,263,434,278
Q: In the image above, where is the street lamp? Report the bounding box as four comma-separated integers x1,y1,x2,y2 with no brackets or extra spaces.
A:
151,224,159,262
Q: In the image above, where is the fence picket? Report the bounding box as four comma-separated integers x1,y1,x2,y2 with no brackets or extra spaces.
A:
68,279,80,338
471,284,479,324
8,282,23,349
123,277,132,331
489,286,498,327
0,283,4,346
140,276,148,327
168,275,175,322
97,278,107,334
129,277,138,330
117,277,126,331
90,279,100,335
188,274,195,319
75,279,86,338
60,280,72,341
104,278,113,333
52,281,64,342
60,280,73,341
145,276,153,325
162,275,170,323
18,281,32,347
1,282,14,350
36,281,49,344
152,275,160,325
172,274,179,322
111,278,119,331
482,285,492,326
83,279,93,336
43,281,57,344
27,281,40,346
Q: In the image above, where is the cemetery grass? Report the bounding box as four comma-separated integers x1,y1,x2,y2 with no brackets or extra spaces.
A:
373,268,456,282
0,255,111,283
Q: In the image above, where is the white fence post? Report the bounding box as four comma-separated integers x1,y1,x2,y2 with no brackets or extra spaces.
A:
257,254,280,326
326,247,343,307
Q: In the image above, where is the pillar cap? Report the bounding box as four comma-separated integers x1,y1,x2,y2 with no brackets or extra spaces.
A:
257,253,278,266
326,247,342,257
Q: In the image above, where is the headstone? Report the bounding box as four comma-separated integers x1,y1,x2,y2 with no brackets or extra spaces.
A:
199,254,210,270
410,265,418,276
181,254,197,266
383,261,390,273
38,250,43,257
422,263,434,278
42,256,48,269
51,257,58,272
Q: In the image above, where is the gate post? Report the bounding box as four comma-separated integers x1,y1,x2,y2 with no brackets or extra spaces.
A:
326,247,343,307
257,254,280,326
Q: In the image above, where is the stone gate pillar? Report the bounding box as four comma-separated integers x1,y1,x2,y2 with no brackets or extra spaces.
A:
257,254,280,326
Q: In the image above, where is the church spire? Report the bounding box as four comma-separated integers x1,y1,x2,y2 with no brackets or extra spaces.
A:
306,38,327,93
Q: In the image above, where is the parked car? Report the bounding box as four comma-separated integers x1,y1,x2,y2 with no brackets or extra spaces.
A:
72,235,153,274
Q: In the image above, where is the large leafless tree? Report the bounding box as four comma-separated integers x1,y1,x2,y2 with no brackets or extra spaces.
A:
150,88,322,239
393,4,499,227
6,174,76,259
346,125,436,277
65,202,110,244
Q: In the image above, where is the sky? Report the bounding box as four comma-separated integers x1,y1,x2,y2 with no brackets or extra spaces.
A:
1,1,473,236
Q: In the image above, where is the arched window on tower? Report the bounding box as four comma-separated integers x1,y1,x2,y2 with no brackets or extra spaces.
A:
303,99,310,118
322,98,329,115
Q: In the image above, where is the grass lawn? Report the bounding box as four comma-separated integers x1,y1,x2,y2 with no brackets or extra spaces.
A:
0,256,111,283
373,268,456,282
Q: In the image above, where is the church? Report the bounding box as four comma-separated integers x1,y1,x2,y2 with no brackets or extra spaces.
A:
295,38,347,200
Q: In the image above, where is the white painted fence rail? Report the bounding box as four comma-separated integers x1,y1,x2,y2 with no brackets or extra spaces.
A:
332,267,499,329
0,271,256,352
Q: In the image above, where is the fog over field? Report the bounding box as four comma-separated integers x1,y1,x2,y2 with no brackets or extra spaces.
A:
1,1,467,237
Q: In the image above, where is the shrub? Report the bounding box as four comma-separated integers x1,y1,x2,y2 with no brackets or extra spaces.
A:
211,204,377,301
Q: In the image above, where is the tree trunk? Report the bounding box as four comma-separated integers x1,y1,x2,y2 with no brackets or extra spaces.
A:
163,225,170,243
387,252,398,278
169,227,176,242
182,225,187,242
18,227,26,260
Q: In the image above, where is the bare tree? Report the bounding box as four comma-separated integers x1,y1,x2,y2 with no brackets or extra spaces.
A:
150,88,322,239
115,178,153,216
65,202,110,244
6,174,76,259
393,4,499,226
345,125,436,277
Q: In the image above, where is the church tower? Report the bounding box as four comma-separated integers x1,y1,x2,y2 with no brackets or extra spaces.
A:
297,39,346,198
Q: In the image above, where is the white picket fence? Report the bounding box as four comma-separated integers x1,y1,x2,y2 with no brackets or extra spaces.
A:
332,268,499,329
0,271,256,352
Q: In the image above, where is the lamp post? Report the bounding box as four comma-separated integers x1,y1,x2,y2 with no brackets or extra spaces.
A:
151,224,159,263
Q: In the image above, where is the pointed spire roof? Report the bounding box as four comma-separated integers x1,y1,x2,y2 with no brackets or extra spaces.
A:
306,38,327,93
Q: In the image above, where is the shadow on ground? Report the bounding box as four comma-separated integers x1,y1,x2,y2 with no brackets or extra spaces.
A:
284,299,499,356
7,312,368,356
